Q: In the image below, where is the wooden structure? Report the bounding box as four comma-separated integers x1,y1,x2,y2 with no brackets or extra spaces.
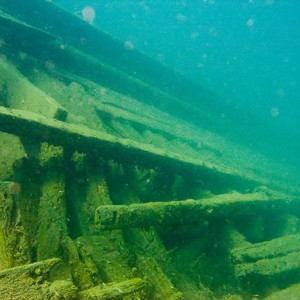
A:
0,1,300,299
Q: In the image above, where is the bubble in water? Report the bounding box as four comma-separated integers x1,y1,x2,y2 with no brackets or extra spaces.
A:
270,107,280,117
208,27,218,37
157,54,165,62
246,18,254,27
276,88,285,98
203,0,215,4
44,60,55,70
176,13,187,22
196,62,204,68
124,40,134,50
80,37,87,46
82,6,96,24
265,0,274,6
190,32,199,39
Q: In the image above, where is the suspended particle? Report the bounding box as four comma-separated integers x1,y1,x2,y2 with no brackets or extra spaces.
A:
270,107,280,117
82,6,96,24
124,40,134,50
247,18,254,27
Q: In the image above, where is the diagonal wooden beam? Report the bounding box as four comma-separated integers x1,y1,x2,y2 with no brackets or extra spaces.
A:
0,106,255,189
0,106,191,164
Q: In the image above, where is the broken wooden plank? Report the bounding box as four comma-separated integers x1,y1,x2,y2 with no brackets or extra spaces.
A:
0,181,29,270
0,258,66,299
232,233,300,264
235,251,300,278
36,144,68,261
78,278,147,299
0,58,67,120
232,232,300,282
95,192,300,230
264,283,300,300
0,181,18,270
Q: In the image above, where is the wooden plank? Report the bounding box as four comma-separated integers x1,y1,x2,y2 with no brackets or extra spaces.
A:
0,181,28,270
232,233,300,264
78,278,147,299
233,234,300,280
265,283,300,300
0,106,178,162
0,258,69,299
95,192,300,230
0,57,67,120
235,251,300,278
0,106,254,188
0,257,60,279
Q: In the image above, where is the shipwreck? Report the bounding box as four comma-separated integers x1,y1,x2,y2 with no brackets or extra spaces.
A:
0,1,300,299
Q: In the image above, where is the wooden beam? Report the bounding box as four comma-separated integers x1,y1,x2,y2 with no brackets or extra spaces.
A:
0,106,254,189
235,251,300,278
232,233,300,264
0,258,65,299
78,278,146,299
0,57,67,120
95,192,300,230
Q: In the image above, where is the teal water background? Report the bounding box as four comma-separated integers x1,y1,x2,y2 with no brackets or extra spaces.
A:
54,0,300,169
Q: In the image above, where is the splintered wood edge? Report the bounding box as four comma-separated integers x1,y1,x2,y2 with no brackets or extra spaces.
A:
0,257,61,278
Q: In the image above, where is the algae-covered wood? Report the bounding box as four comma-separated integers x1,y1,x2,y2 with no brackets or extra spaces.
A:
264,283,300,300
0,57,67,120
235,251,300,278
232,233,300,264
0,105,258,190
95,192,300,230
78,278,147,299
0,258,77,299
